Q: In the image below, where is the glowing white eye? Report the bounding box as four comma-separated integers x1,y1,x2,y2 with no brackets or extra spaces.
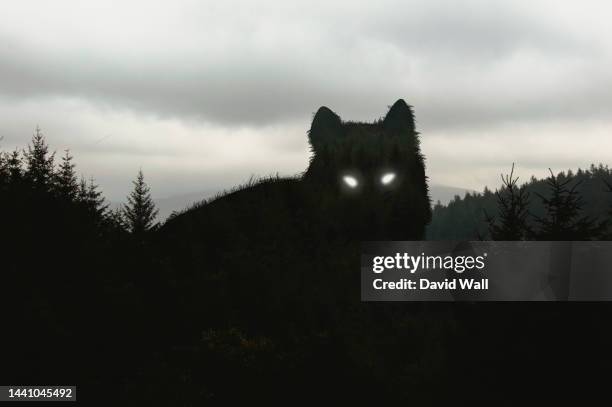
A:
381,172,396,185
343,175,358,188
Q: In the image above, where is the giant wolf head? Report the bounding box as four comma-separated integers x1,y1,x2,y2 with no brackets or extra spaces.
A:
303,99,431,240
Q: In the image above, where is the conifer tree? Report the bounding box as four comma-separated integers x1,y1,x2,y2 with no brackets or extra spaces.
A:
0,152,7,186
123,169,158,235
24,126,55,190
77,176,88,202
6,149,23,184
107,207,127,232
55,149,79,200
78,175,108,220
87,176,108,218
485,164,532,240
533,169,604,240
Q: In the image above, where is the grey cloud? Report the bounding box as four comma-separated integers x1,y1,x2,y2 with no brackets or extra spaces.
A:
1,0,612,200
364,1,593,60
0,1,611,132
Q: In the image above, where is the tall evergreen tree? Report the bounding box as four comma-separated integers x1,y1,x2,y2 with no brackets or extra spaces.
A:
6,149,23,184
77,176,88,202
533,169,604,240
0,151,7,186
107,207,127,232
0,138,9,189
55,149,79,200
123,169,158,235
485,164,532,240
24,126,55,190
88,177,108,217
78,175,108,220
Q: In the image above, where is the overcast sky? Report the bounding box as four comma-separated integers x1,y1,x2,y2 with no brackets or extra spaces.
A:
1,0,611,200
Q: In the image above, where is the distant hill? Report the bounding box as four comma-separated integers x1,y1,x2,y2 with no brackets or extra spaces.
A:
427,164,612,240
111,184,476,222
429,184,477,206
112,166,612,234
153,190,218,221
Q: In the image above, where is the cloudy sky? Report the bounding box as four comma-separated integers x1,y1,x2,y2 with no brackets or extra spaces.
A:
1,0,611,201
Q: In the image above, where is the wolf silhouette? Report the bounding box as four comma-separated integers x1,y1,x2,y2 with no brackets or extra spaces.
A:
156,100,435,397
163,99,430,243
157,100,431,329
160,99,431,327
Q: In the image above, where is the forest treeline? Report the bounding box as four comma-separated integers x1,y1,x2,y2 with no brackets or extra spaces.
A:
3,129,612,404
0,129,168,404
0,127,158,236
6,128,610,244
428,163,612,240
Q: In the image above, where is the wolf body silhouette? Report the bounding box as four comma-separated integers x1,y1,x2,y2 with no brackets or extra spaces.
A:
164,99,430,244
156,100,431,374
160,99,431,327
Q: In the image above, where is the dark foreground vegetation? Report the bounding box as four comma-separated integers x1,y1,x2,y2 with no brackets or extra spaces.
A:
2,126,612,405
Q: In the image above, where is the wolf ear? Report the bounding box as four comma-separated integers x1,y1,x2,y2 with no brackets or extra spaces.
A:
382,99,415,133
308,106,343,152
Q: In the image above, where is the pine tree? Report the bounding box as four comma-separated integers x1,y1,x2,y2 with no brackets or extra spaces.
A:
6,149,23,183
55,149,79,200
485,164,532,240
0,151,7,186
123,169,158,235
107,207,127,232
87,176,108,218
24,126,55,190
78,175,108,220
77,176,88,202
533,169,604,240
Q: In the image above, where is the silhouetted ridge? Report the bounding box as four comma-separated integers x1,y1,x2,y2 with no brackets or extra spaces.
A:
428,164,612,240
